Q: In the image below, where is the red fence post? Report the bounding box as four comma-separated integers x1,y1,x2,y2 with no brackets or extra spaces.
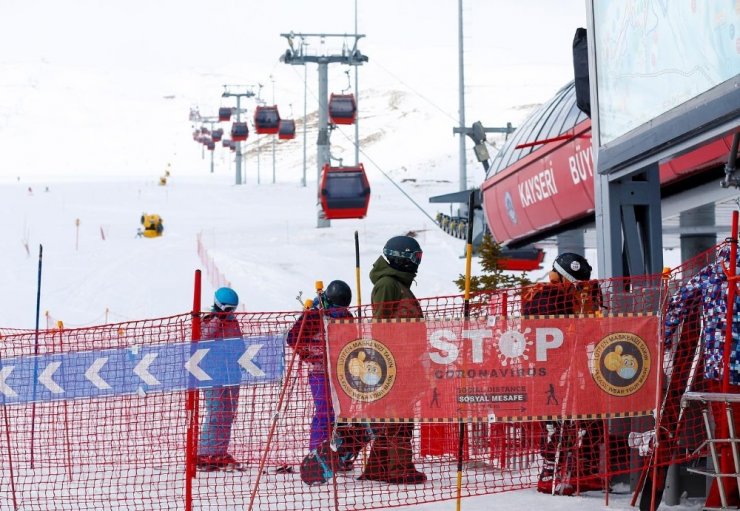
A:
185,270,202,511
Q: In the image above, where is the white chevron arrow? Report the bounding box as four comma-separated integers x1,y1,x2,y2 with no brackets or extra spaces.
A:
39,361,64,394
238,344,265,377
0,366,17,397
133,353,160,386
184,349,212,381
85,357,111,390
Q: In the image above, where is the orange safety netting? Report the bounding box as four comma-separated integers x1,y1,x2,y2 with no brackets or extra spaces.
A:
0,241,737,510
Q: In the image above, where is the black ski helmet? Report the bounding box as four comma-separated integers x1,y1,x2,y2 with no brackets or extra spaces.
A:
383,235,423,273
552,252,592,282
325,280,352,307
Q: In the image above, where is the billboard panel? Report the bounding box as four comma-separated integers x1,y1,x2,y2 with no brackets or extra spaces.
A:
593,0,739,148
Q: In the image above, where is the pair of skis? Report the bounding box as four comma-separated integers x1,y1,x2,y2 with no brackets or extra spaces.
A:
197,462,248,473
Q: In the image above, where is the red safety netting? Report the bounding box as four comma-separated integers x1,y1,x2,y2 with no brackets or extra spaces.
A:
0,239,738,510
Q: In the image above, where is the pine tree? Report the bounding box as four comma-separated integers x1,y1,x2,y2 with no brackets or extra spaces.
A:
454,233,532,293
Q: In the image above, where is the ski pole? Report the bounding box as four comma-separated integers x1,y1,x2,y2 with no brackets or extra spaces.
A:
354,231,362,319
30,243,43,469
248,291,313,511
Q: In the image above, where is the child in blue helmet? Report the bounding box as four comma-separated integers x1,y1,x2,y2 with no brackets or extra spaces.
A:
197,287,244,471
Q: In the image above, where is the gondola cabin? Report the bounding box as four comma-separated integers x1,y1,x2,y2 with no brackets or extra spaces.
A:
206,139,215,151
253,106,280,135
231,122,249,142
218,107,232,122
328,93,357,125
278,119,296,140
319,163,370,219
211,128,223,142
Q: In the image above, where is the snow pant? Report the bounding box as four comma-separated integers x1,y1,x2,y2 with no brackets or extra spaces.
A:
198,385,239,456
360,423,425,483
309,370,334,450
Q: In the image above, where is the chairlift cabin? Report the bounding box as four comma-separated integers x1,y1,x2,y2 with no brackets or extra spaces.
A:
218,107,232,122
278,119,296,140
231,122,249,142
328,94,357,125
319,163,370,219
253,106,280,135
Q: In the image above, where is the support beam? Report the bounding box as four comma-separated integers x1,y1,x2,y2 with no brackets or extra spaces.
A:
595,162,663,280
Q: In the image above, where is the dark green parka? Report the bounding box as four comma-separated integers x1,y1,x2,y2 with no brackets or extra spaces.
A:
369,256,423,320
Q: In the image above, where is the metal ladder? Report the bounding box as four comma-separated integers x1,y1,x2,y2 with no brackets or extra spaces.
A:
681,392,740,510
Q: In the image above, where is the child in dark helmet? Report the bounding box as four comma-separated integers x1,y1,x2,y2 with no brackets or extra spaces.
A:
358,235,427,484
523,253,605,495
197,287,244,471
287,280,354,455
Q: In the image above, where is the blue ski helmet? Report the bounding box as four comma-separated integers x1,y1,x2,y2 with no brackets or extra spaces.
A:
214,287,239,311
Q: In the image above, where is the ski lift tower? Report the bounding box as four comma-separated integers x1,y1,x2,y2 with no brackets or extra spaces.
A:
280,32,368,228
221,85,256,185
200,116,220,174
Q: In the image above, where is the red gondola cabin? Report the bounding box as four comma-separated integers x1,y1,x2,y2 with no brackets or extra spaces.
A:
278,119,296,140
319,163,370,219
328,93,357,125
231,122,249,142
254,106,280,135
218,107,232,122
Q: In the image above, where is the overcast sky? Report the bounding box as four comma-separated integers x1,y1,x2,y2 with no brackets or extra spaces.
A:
0,0,586,178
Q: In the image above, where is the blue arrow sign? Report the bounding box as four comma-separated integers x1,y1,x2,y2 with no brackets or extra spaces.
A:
0,334,284,405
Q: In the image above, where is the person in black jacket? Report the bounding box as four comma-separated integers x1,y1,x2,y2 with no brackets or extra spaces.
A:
524,253,605,495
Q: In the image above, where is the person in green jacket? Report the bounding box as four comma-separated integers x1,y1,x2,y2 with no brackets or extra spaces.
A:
358,234,427,484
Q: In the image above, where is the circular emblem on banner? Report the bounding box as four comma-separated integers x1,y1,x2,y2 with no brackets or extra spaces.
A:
336,339,397,402
504,191,518,225
592,332,650,397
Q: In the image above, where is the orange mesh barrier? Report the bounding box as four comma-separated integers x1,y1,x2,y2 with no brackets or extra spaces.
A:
0,240,737,509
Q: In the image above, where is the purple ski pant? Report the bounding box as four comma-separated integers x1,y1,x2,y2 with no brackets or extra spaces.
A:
309,370,334,450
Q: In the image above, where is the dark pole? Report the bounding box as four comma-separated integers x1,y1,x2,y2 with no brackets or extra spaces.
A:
354,231,362,320
455,192,475,509
30,244,43,468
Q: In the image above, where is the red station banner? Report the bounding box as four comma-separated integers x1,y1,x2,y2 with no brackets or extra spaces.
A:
327,314,658,422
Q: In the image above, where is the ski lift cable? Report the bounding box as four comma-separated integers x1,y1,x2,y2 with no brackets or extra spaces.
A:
331,125,437,224
360,147,437,224
372,59,458,123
